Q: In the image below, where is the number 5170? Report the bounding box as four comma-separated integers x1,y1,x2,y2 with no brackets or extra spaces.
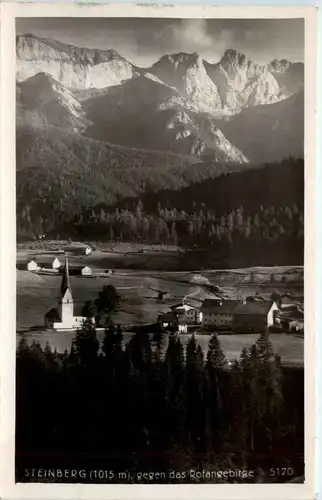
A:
270,468,294,477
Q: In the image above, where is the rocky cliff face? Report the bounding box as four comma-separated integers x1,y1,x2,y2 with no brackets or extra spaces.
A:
16,34,137,89
150,53,222,114
16,34,304,164
205,49,284,113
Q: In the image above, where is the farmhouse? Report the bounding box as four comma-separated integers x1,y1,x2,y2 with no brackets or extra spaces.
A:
199,298,279,333
173,303,200,323
44,255,93,330
27,259,39,271
232,300,279,333
200,299,242,329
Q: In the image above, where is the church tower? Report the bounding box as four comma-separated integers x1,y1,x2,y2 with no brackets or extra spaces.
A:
58,253,74,327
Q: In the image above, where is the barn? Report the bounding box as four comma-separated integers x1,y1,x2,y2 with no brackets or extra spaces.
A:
232,301,279,333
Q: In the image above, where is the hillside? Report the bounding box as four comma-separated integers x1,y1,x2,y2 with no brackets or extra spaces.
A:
217,90,304,163
82,74,248,162
46,158,304,268
16,124,253,238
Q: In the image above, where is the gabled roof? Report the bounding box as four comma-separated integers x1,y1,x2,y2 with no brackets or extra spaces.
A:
201,299,241,314
176,304,194,312
200,298,222,309
45,307,61,322
234,300,275,316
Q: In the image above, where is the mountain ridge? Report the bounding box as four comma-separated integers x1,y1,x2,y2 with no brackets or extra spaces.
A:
17,34,304,113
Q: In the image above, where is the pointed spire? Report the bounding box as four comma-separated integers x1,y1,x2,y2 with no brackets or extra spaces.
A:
61,253,71,296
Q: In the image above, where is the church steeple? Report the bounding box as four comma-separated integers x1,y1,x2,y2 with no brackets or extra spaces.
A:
61,253,71,296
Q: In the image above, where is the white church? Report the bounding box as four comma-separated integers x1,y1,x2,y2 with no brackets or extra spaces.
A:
44,254,93,330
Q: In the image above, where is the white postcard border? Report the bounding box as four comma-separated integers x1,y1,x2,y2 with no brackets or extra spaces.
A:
0,3,318,499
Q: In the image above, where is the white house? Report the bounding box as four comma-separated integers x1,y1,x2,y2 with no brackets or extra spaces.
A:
44,255,94,330
81,266,92,276
173,304,199,324
27,259,39,272
52,257,61,270
200,299,241,328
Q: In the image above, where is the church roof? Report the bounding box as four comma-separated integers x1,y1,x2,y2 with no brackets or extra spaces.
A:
45,308,61,322
61,254,71,295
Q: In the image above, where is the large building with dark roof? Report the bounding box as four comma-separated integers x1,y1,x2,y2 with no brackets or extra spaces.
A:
232,300,279,332
200,298,279,332
200,299,242,329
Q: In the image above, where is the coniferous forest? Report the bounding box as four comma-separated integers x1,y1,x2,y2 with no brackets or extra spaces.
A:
16,320,304,484
17,158,304,268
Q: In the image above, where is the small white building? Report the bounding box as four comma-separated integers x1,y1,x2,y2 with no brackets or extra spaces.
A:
81,266,92,276
27,259,39,272
52,257,61,270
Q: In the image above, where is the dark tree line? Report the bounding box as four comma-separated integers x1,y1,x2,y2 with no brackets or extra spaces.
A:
17,158,303,259
16,324,304,483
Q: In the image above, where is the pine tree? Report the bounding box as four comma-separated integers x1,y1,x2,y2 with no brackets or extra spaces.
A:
164,333,186,443
205,334,227,450
185,336,205,450
73,319,99,369
254,332,283,451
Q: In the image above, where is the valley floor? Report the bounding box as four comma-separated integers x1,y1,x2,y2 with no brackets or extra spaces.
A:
16,245,304,366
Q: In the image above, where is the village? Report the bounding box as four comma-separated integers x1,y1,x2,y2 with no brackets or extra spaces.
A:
18,251,304,338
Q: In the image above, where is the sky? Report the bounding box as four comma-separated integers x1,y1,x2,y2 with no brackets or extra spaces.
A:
16,18,304,67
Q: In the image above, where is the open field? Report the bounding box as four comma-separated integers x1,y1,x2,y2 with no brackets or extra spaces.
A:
16,246,304,367
17,263,303,330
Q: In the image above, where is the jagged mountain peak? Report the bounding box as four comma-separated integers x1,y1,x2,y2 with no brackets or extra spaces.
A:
16,33,125,64
155,51,202,67
269,58,291,73
16,33,137,89
218,48,265,73
205,48,284,111
221,48,249,64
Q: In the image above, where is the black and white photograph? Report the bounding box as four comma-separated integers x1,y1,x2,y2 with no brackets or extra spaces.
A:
5,6,316,491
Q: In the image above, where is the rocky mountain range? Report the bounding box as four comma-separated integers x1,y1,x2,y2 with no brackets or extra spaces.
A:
16,34,304,165
16,34,304,229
